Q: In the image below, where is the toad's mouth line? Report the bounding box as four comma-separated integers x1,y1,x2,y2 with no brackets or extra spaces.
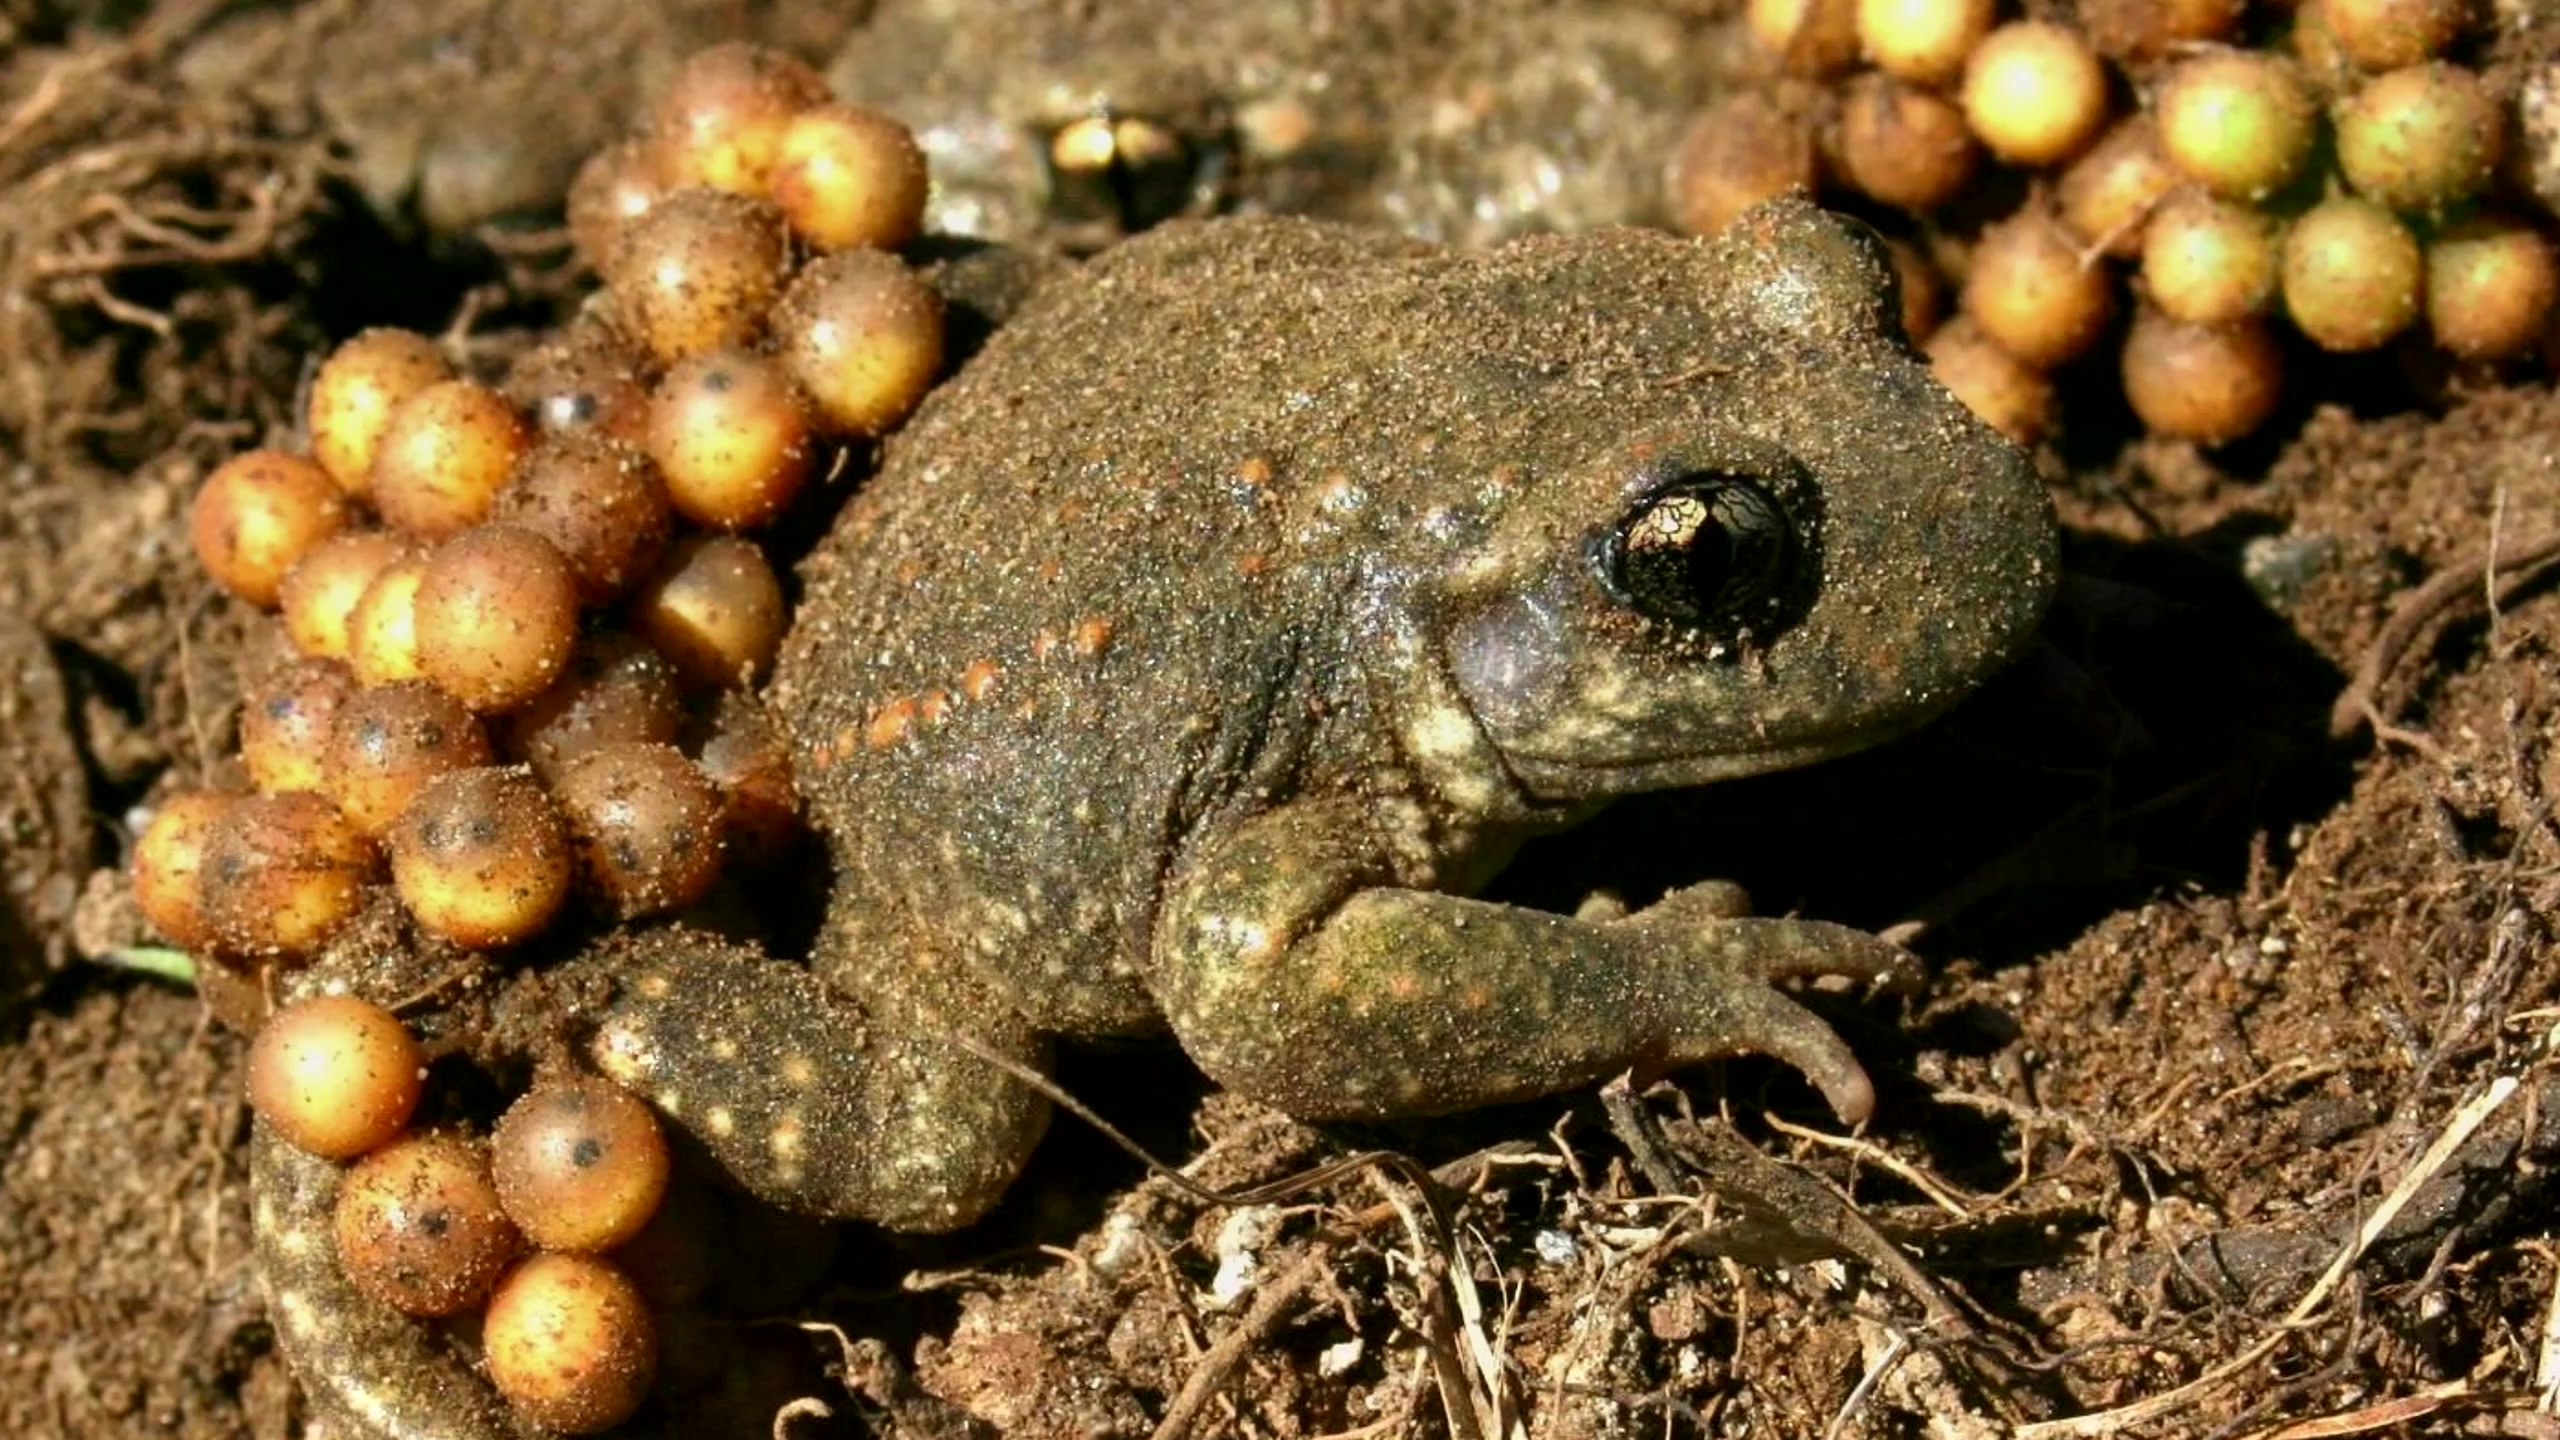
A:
1494,713,1935,800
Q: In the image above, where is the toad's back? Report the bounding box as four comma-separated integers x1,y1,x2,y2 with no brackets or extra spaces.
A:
769,219,1619,1032
775,221,1472,1034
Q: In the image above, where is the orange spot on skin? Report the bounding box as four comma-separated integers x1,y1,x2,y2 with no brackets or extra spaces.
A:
1036,558,1063,583
959,658,1000,701
1385,972,1422,1001
917,688,951,726
1235,455,1274,487
1236,551,1270,577
866,697,918,749
1071,616,1114,657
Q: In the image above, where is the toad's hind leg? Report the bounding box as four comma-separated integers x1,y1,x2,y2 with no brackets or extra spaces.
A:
589,926,1053,1233
249,931,1050,1440
254,1131,518,1440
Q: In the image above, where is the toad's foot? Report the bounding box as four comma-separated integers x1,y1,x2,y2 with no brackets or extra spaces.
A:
587,927,1051,1233
1153,800,1921,1126
1613,881,1923,1122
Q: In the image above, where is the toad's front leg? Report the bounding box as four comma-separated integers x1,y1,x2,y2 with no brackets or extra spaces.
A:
1150,796,1918,1124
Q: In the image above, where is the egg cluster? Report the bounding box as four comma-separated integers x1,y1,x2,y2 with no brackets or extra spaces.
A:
1677,0,2553,447
132,42,935,971
249,994,675,1432
125,42,940,1434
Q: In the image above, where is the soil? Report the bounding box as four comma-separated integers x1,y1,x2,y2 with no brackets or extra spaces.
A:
4,3,2559,1439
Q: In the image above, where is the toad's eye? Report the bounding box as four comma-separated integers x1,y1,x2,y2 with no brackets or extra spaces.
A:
1598,475,1795,630
1046,114,1202,235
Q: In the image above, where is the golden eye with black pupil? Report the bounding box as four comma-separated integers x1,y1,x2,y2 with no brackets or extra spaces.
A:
1597,475,1794,631
1045,113,1206,235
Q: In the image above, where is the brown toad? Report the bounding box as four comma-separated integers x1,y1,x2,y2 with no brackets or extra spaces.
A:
256,202,2054,1436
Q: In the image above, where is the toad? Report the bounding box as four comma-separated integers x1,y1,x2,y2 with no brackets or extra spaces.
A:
255,201,2054,1436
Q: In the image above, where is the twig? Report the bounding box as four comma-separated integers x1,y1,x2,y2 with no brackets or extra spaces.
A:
1762,1112,1974,1218
961,1023,1537,1440
2539,1224,2560,1407
2016,1041,2537,1437
1380,1181,1492,1440
1825,1326,1912,1440
2331,532,2560,739
2237,1379,2503,1438
1151,1245,1330,1440
93,945,196,983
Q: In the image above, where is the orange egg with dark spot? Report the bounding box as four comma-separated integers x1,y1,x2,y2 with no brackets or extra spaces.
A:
335,1131,522,1316
551,742,726,918
130,790,237,953
198,792,376,962
413,526,582,713
387,765,573,949
504,317,656,448
494,434,674,604
504,635,684,782
325,679,495,838
645,347,815,531
492,1075,672,1252
240,656,358,796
